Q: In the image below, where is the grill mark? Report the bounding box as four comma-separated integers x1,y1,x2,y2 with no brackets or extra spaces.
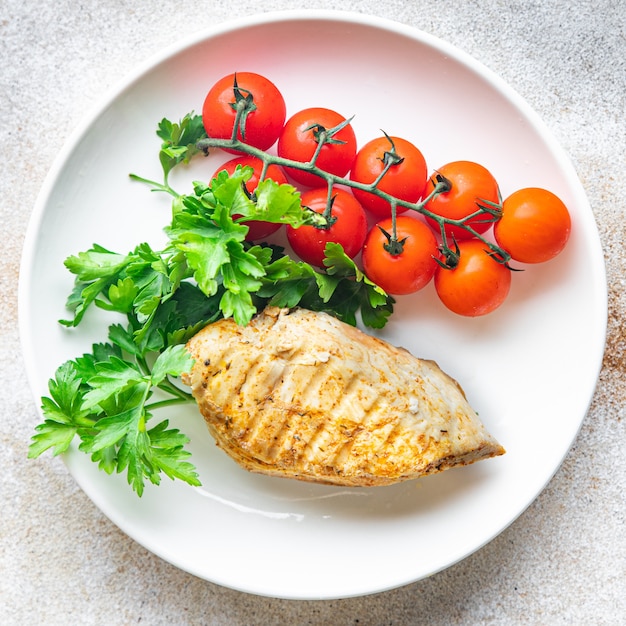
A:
330,372,379,424
363,418,403,471
250,358,327,461
225,354,283,445
329,394,389,471
298,418,333,465
328,426,364,471
269,353,331,407
243,410,279,459
288,367,359,465
239,351,321,454
256,358,287,400
327,375,392,469
215,352,257,408
200,342,235,399
235,353,269,400
325,369,359,412
262,411,299,462
297,361,340,407
236,351,320,460
295,370,386,471
360,413,427,476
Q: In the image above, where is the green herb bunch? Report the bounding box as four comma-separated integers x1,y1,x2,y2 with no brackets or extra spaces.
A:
28,114,394,496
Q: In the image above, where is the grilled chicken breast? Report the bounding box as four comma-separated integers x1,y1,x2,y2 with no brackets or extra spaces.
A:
182,307,504,486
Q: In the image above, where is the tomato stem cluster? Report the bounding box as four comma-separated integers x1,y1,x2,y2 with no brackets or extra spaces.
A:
229,74,257,142
196,114,513,267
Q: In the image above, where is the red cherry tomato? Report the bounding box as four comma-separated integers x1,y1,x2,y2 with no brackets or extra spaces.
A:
361,216,439,295
286,187,367,267
350,135,428,218
422,161,500,242
202,72,286,154
493,187,571,263
434,239,511,316
212,156,288,241
277,107,357,188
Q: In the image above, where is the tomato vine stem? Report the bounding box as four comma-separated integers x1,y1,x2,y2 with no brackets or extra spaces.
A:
196,115,513,267
229,73,257,142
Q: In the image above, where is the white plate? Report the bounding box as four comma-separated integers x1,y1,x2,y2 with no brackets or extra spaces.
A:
19,10,607,599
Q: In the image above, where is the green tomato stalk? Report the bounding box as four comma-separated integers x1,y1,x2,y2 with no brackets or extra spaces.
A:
195,99,512,268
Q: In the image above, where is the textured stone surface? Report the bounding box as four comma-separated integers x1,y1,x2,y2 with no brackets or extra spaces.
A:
2,1,624,624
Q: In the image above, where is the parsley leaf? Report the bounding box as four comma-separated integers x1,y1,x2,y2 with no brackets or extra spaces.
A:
146,420,199,485
64,244,131,281
322,243,395,328
28,362,93,458
167,198,268,325
255,243,395,327
156,113,207,184
81,356,144,411
150,344,195,386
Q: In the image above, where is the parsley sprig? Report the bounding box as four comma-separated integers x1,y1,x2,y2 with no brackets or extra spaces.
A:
29,343,200,496
28,113,395,496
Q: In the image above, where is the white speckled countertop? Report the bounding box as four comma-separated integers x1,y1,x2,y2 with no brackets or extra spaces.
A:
2,1,625,624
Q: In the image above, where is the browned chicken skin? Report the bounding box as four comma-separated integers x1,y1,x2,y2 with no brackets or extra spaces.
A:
182,307,505,486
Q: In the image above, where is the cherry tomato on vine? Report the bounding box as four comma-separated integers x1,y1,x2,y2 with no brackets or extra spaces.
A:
493,187,571,264
277,107,357,188
286,187,367,267
349,135,428,218
202,72,286,154
422,161,500,242
212,155,288,241
361,216,439,295
434,239,511,316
